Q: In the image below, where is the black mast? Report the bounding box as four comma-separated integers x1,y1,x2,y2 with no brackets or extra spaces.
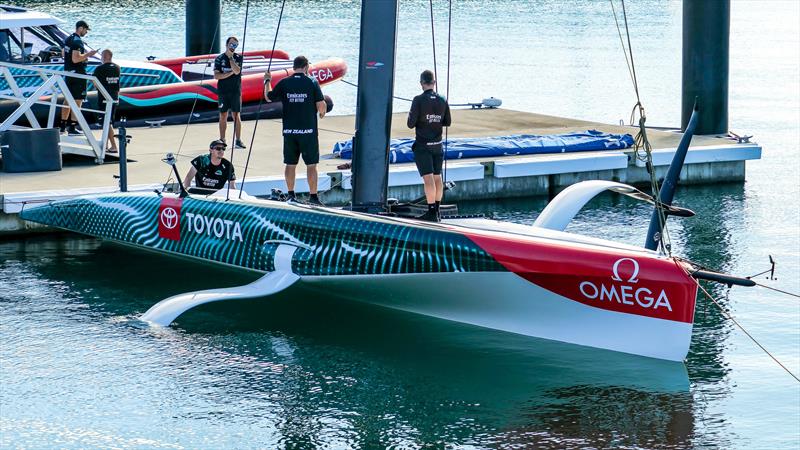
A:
350,0,399,213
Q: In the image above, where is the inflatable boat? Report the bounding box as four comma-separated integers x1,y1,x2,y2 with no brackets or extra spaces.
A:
0,6,347,126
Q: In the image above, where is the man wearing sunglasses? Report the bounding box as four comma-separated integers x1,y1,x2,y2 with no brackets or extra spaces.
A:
183,139,238,194
214,36,246,149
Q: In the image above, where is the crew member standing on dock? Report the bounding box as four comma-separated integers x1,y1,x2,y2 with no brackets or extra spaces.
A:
263,56,327,205
93,49,120,154
407,70,451,222
60,20,97,136
214,37,246,149
183,139,238,194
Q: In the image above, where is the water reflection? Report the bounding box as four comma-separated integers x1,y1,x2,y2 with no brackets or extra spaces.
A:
1,235,696,448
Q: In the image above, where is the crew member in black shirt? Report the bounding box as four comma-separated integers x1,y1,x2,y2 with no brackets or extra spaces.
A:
93,49,121,153
407,69,452,222
214,36,246,149
60,20,97,135
183,140,238,194
263,55,327,205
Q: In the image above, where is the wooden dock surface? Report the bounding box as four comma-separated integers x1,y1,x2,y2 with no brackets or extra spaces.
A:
0,108,734,194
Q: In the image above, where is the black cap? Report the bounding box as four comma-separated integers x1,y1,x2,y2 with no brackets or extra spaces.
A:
76,20,90,30
209,139,227,149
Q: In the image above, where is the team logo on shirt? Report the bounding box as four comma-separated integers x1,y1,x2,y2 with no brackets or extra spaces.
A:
365,61,384,70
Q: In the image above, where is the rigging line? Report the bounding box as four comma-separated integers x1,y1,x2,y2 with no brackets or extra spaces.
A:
442,0,452,203
754,282,800,299
429,0,439,91
340,79,414,102
226,0,252,201
618,0,670,255
238,0,287,199
609,0,636,94
697,282,800,383
620,0,641,103
163,3,223,190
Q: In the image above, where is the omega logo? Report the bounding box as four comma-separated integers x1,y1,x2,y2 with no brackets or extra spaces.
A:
611,257,639,283
160,207,178,230
578,257,672,312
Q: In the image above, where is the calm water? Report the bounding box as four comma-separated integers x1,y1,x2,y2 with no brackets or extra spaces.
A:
2,1,799,448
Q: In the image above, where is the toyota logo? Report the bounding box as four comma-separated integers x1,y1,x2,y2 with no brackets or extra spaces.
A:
160,207,179,229
612,258,640,283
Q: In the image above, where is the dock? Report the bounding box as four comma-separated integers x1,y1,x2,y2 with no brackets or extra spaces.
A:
0,108,761,235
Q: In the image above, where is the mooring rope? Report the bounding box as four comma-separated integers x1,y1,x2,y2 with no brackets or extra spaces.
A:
752,282,800,299
697,282,800,383
237,0,287,199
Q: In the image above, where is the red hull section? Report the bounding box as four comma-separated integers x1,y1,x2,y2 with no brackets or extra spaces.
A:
123,58,347,104
462,230,698,324
151,50,292,77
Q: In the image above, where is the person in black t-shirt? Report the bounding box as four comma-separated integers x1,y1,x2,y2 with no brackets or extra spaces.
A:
182,140,238,194
263,56,327,205
93,49,121,153
407,69,452,222
60,20,98,135
214,36,246,149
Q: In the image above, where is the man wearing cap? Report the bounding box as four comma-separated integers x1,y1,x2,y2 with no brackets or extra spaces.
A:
407,69,452,222
182,140,238,194
263,55,327,205
60,20,97,135
214,36,246,149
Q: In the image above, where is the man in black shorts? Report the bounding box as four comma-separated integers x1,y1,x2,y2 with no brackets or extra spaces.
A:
214,36,246,149
60,20,97,135
263,56,327,205
93,49,120,153
407,70,452,221
182,140,238,195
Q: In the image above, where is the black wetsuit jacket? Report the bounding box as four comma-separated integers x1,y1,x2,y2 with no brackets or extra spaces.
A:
407,89,452,150
267,72,324,136
63,33,87,74
93,62,120,100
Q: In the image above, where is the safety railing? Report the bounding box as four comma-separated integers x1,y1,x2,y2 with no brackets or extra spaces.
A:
0,61,115,163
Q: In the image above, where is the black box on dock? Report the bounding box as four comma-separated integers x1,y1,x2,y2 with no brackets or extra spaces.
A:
0,128,62,173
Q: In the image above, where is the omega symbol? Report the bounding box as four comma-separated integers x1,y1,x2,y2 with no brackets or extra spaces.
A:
160,207,178,230
612,258,640,283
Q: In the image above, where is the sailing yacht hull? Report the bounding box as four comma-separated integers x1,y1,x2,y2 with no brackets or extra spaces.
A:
19,192,698,361
302,272,694,361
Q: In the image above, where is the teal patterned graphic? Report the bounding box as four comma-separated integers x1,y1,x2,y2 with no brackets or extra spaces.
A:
20,193,505,276
0,64,182,93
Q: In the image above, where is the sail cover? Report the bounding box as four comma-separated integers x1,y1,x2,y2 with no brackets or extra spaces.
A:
333,129,635,163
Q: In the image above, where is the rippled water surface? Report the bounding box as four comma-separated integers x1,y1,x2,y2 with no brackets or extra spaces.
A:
2,0,799,448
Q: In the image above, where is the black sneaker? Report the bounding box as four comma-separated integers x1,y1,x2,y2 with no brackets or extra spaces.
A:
67,125,81,136
286,195,298,203
234,139,247,149
308,196,325,206
417,208,440,222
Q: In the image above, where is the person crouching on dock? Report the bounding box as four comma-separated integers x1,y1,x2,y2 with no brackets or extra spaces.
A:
407,70,451,222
